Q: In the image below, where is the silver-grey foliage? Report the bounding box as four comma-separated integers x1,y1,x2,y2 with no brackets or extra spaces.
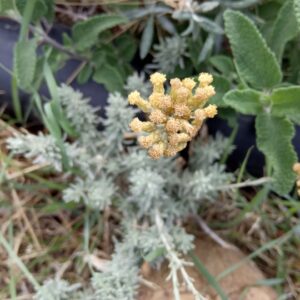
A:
189,132,235,170
58,84,100,145
152,36,188,73
6,83,235,300
6,132,65,172
124,72,152,98
63,176,116,210
91,241,140,300
34,279,81,300
103,92,137,153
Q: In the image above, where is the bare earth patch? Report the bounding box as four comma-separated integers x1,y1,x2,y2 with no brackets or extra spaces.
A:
139,235,276,300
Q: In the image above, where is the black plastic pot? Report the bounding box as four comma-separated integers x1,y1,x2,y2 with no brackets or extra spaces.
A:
0,19,109,119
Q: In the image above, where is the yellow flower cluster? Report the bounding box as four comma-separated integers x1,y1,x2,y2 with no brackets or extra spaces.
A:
293,163,300,196
128,72,217,159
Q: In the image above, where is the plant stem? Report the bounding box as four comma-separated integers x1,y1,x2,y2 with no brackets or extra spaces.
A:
155,209,207,300
194,215,236,249
218,177,273,190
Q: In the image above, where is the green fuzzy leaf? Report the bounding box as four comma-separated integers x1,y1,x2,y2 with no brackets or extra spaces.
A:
271,86,300,124
93,64,124,93
224,10,282,89
77,64,93,84
13,40,37,90
217,107,238,128
209,55,234,76
210,75,231,107
0,0,14,12
115,34,137,62
269,0,299,62
224,89,263,115
187,37,203,69
256,113,297,195
72,14,127,51
42,0,55,21
16,0,49,21
140,15,154,59
294,0,300,29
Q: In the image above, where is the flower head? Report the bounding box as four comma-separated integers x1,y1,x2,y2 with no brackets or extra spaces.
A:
128,72,217,159
199,73,213,87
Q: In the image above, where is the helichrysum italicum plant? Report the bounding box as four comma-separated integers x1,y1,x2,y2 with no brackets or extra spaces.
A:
103,92,137,153
63,176,116,210
58,84,101,146
6,76,236,300
128,72,217,159
6,132,66,172
34,278,81,300
152,36,188,73
189,133,235,170
91,240,140,300
124,72,152,98
293,163,300,196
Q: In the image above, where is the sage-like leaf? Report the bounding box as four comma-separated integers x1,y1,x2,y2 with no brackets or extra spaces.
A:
256,113,297,194
294,0,300,29
224,89,263,115
224,10,282,89
93,64,124,93
72,14,127,51
271,86,300,124
13,40,37,90
269,0,299,62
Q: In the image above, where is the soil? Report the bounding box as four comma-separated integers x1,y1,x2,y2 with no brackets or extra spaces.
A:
138,235,277,300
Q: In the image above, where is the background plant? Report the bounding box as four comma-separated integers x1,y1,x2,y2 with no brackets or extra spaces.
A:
222,2,300,195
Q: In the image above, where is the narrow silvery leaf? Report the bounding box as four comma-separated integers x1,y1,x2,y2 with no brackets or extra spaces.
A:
193,15,224,34
198,34,214,62
197,1,219,12
157,15,176,34
222,0,260,9
140,15,154,59
124,7,150,19
181,20,194,36
151,5,173,14
125,5,172,19
172,10,191,20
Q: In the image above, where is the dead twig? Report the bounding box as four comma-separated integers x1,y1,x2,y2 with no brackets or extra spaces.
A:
194,215,236,250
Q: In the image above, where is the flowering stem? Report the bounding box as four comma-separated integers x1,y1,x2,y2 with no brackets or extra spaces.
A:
154,208,207,300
